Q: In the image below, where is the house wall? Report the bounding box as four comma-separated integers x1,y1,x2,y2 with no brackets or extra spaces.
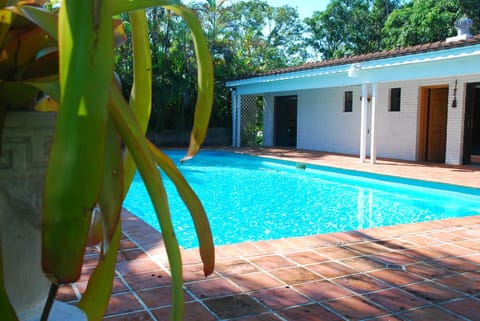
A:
263,96,274,146
445,75,479,165
296,86,362,155
272,75,478,164
373,81,419,161
296,83,420,160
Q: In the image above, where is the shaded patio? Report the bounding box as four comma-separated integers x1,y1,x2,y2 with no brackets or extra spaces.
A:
60,148,480,321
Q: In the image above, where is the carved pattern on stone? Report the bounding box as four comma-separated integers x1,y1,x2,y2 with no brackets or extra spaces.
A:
0,112,55,179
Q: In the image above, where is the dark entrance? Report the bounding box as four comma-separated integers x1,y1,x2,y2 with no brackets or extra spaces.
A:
463,82,480,165
274,96,297,147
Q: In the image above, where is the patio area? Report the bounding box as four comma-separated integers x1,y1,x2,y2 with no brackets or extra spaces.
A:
59,148,480,321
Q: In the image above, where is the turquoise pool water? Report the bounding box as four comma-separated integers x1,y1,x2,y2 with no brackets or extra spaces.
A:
123,151,480,249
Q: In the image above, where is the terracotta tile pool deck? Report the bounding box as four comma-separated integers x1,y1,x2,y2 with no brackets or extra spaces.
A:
60,148,480,320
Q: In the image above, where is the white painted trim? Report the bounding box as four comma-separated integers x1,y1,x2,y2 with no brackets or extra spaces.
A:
236,94,242,147
370,83,377,164
231,90,238,147
360,84,368,162
226,45,480,96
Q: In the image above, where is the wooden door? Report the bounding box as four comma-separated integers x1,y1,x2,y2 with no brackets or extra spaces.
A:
426,88,448,162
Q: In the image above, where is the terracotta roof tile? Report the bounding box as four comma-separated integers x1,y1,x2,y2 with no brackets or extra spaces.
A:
232,35,480,81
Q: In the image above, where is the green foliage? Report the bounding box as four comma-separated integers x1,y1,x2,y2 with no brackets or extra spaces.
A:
382,0,479,48
1,1,215,320
305,0,402,59
116,7,203,135
113,0,478,137
114,0,308,136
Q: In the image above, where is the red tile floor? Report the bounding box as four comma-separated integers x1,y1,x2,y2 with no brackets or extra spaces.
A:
60,148,480,320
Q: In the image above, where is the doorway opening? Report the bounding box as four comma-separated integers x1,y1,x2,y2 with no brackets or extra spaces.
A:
463,82,480,165
418,86,448,162
274,96,297,147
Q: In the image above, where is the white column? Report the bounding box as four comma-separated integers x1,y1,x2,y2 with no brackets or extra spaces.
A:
370,83,377,164
360,83,368,162
235,94,242,147
262,96,274,146
231,90,238,147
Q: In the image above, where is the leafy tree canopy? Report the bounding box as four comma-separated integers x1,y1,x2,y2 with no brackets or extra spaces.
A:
305,0,402,59
114,0,479,134
382,0,479,48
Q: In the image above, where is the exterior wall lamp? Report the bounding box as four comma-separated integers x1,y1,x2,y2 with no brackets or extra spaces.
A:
348,63,361,78
452,79,458,108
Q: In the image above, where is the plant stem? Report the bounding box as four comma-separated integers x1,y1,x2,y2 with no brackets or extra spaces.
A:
40,283,59,321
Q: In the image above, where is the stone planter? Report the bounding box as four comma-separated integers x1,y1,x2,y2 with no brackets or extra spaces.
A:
0,111,86,321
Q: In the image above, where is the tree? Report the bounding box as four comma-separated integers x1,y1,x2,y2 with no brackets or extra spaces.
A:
382,0,478,49
265,5,309,67
114,1,307,134
193,0,307,128
370,0,402,50
191,0,235,128
305,0,401,59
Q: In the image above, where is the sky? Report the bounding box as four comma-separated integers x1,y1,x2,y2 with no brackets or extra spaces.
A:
264,0,331,19
222,1,331,19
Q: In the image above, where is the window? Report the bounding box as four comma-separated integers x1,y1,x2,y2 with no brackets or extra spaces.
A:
389,88,401,112
344,91,353,112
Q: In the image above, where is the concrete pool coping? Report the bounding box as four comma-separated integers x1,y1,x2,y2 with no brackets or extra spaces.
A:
59,148,480,320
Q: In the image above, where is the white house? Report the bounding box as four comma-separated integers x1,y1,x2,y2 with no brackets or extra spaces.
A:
226,21,480,166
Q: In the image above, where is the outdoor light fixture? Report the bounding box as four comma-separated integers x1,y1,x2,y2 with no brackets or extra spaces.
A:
348,63,361,78
359,95,372,102
452,79,458,108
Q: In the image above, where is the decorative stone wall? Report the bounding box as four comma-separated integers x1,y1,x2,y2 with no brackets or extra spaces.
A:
0,111,55,180
0,111,55,320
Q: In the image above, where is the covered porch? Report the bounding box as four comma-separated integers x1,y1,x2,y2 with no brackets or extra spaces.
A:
227,38,480,166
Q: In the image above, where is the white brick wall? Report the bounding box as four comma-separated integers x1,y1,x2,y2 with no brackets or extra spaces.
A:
374,81,418,160
291,76,477,164
263,95,274,146
297,87,361,155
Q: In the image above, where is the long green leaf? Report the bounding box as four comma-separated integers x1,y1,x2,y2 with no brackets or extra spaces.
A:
148,141,215,276
16,5,58,40
23,49,58,80
164,4,214,161
42,0,113,284
16,24,53,68
0,9,14,45
77,105,123,321
109,83,184,321
98,113,124,248
77,224,121,321
128,10,152,133
111,0,181,15
24,75,59,101
123,9,152,192
0,238,18,321
111,1,214,161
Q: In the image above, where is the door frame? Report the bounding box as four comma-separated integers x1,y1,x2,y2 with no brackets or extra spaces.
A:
463,82,480,164
274,95,298,147
417,85,449,162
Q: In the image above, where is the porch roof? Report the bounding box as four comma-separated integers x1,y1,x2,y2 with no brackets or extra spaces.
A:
226,35,480,95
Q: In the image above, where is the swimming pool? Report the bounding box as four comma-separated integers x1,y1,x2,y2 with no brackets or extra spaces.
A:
123,151,480,249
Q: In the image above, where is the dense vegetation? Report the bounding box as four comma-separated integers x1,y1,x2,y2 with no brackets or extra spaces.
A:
114,0,479,135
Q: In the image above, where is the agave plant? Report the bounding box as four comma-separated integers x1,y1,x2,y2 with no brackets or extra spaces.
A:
0,0,214,320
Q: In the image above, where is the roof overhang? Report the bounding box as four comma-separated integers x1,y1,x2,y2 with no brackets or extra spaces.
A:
226,44,480,95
